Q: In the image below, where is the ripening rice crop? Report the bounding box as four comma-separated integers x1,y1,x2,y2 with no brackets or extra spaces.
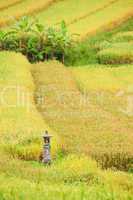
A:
0,0,57,27
70,65,133,92
35,0,117,26
68,0,133,38
97,47,133,64
0,0,22,11
0,52,59,160
0,154,133,200
32,61,133,170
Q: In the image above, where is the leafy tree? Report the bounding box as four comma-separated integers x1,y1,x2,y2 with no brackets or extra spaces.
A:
0,17,75,63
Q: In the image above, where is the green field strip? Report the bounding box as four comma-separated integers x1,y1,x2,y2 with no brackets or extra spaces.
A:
35,0,117,26
68,0,133,38
0,0,61,27
112,31,133,42
97,47,133,64
97,41,133,50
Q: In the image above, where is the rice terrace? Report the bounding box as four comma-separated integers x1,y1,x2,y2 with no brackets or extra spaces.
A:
0,0,133,199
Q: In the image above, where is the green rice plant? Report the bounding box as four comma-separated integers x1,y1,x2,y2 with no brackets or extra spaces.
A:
95,41,133,51
97,47,133,64
112,31,133,42
65,17,133,66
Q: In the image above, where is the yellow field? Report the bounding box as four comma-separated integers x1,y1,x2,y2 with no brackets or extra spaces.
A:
0,0,132,39
0,52,59,160
0,0,57,27
0,1,133,199
0,0,23,11
70,65,133,91
69,0,133,38
35,0,117,26
0,153,133,199
32,61,133,169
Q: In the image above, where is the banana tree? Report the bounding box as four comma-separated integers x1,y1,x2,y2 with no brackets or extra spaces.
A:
8,16,34,53
0,31,6,50
0,30,18,51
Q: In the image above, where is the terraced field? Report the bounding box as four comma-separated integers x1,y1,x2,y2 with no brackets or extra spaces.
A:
69,0,133,38
32,61,133,170
112,31,133,42
96,32,133,64
0,0,57,27
0,0,22,11
0,0,133,38
35,0,118,26
0,1,133,199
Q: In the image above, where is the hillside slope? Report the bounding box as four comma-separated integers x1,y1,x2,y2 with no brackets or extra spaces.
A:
0,0,132,38
32,61,133,170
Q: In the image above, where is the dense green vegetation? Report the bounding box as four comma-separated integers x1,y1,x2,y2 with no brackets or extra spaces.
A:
0,17,74,63
1,16,133,66
65,16,133,66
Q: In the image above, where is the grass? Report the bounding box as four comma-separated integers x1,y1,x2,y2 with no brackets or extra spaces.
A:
0,154,132,200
